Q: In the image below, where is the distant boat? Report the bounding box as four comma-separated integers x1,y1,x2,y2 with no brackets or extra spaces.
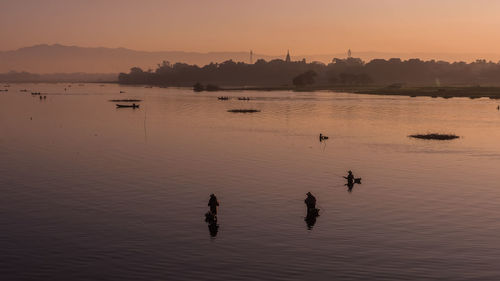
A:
109,99,142,102
116,103,139,108
218,96,229,100
238,97,251,100
20,89,28,92
31,92,41,95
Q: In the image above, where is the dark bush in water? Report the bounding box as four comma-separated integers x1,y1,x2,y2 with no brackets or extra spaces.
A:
409,133,459,140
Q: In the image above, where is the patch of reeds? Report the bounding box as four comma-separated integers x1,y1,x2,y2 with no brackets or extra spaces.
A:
409,133,459,140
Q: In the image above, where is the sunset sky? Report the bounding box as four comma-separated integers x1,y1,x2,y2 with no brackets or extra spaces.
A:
2,0,500,55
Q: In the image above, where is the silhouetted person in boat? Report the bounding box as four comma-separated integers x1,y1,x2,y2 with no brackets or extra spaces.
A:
344,171,361,193
319,133,329,142
346,181,355,193
304,192,319,229
208,194,219,215
344,170,354,185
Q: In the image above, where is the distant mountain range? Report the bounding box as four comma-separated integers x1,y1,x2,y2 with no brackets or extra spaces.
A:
1,44,499,74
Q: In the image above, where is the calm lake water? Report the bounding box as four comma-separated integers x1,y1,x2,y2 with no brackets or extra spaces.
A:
1,83,500,280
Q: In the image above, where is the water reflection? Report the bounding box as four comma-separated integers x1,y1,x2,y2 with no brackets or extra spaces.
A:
206,215,219,237
3,84,500,280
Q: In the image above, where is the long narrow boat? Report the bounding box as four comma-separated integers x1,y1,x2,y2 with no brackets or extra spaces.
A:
116,104,140,108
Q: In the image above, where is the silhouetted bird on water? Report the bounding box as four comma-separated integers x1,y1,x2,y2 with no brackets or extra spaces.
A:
319,133,329,142
304,192,319,229
205,194,220,237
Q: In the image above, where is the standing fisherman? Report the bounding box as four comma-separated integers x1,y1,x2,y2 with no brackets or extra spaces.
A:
208,194,219,215
304,192,317,213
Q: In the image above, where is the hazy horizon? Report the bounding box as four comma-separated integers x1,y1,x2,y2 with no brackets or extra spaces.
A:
2,0,500,55
3,43,500,75
5,43,500,60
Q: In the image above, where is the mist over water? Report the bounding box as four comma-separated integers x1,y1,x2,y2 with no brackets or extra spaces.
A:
1,84,500,280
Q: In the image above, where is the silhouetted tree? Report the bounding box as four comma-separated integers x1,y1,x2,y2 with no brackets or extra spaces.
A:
117,57,500,87
293,70,317,87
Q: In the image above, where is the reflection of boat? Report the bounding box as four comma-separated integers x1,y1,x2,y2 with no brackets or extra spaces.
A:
116,104,139,108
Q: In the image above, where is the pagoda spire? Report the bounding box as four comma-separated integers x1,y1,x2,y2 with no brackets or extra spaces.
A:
285,49,291,62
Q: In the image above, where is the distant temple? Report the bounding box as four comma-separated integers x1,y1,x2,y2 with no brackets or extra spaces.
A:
285,50,291,62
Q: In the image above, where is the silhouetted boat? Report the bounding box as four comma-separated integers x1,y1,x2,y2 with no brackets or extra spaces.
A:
116,104,139,108
109,99,142,102
218,96,229,100
238,97,251,100
31,92,41,95
227,109,260,113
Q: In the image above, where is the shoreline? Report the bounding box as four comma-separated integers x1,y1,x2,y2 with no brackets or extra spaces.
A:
217,85,500,99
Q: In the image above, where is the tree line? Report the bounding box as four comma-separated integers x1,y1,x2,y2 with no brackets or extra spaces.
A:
118,57,500,87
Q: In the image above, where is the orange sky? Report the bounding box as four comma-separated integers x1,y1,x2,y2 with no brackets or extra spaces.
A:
2,0,500,55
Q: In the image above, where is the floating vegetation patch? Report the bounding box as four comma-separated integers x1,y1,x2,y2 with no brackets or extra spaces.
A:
409,133,459,140
227,109,261,113
109,99,142,102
